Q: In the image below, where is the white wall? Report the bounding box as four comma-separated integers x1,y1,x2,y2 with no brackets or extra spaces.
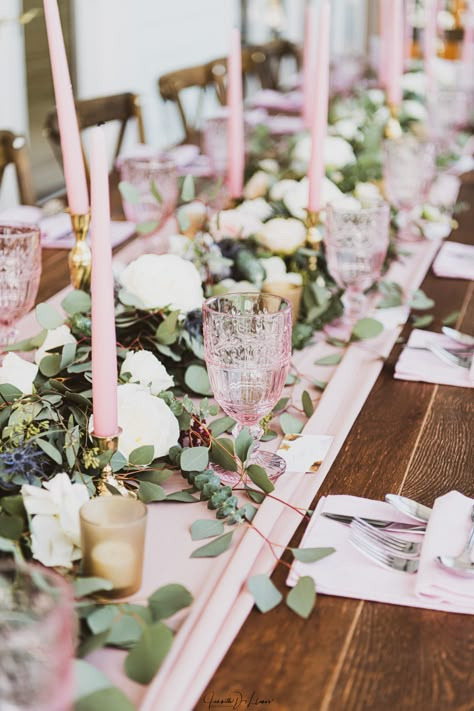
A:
0,0,29,208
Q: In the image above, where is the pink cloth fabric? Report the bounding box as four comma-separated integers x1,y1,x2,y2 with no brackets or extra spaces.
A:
432,241,474,280
394,329,474,388
248,89,303,113
287,493,474,615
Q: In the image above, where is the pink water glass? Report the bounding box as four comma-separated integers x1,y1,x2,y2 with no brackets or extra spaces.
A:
324,198,390,332
0,223,42,352
0,562,75,711
118,156,178,231
203,293,293,483
383,135,436,241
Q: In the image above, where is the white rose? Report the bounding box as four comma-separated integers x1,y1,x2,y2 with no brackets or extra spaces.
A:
0,353,38,394
354,182,381,203
332,119,359,141
291,135,311,168
115,383,179,460
259,256,287,281
324,136,356,169
367,89,385,106
35,325,76,366
270,179,300,202
282,177,344,220
21,472,90,568
212,279,260,295
168,234,193,259
236,198,273,221
401,99,428,122
209,209,263,241
176,201,207,237
121,350,174,395
259,158,279,174
120,254,204,313
257,218,306,255
264,272,303,287
243,170,271,199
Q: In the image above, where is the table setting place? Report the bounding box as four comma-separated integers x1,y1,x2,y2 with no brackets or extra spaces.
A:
287,491,474,615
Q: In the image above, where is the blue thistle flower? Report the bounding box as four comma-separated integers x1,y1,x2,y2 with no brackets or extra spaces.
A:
0,444,50,489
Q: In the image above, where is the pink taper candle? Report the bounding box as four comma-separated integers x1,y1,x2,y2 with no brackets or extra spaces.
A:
424,0,437,96
308,0,330,213
386,0,404,107
43,0,89,215
227,28,245,199
90,126,118,437
378,0,390,88
303,3,317,128
462,10,474,68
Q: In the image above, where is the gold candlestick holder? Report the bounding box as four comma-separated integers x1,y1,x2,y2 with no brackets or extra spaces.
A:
68,211,92,291
91,428,133,497
306,210,322,248
384,104,402,140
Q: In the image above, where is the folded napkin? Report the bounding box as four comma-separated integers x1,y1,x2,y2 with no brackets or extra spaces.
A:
248,89,303,112
266,114,305,135
0,205,135,249
394,329,474,388
415,491,474,609
432,241,474,280
287,494,474,614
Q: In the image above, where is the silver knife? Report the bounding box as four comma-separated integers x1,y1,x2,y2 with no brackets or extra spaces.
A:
322,512,426,533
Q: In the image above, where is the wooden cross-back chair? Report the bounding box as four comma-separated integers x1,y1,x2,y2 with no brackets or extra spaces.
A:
158,64,214,145
256,39,302,89
0,130,35,205
44,92,146,176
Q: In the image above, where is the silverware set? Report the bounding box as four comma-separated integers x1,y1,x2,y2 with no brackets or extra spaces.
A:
324,493,474,577
405,327,474,369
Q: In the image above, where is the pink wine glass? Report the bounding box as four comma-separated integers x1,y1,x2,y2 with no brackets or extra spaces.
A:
203,293,292,483
324,198,390,337
0,562,75,711
0,223,42,353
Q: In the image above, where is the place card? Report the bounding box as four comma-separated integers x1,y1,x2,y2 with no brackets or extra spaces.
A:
277,433,333,473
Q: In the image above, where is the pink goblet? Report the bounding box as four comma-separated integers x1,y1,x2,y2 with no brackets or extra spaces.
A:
203,293,292,483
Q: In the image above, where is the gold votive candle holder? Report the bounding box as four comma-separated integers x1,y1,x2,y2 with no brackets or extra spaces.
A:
262,280,303,325
79,497,147,598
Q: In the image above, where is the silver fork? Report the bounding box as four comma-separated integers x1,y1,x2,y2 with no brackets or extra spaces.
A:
429,344,473,369
349,526,420,574
351,517,422,558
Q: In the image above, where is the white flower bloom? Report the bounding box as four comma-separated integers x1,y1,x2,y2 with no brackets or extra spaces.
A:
236,198,274,221
270,179,299,202
264,272,303,287
0,353,38,394
259,256,287,281
354,182,381,203
121,350,174,395
402,99,428,122
176,201,207,237
120,254,204,313
332,119,359,141
259,158,279,174
115,383,179,460
401,72,426,96
292,134,356,170
168,234,192,259
21,472,90,568
35,325,76,366
209,209,263,241
243,170,271,199
281,177,344,220
257,218,306,255
374,106,391,124
212,279,260,295
367,89,385,105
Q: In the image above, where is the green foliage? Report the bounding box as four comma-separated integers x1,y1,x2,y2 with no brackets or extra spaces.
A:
248,574,283,613
286,576,316,619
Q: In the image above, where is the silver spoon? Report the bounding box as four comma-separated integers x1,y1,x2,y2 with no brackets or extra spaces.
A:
385,494,432,523
442,326,474,347
437,506,474,577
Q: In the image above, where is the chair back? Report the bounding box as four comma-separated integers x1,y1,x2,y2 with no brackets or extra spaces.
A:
44,92,146,174
0,130,35,205
158,64,216,144
256,39,301,90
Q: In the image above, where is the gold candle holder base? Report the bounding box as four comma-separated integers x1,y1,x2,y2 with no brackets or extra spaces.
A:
91,428,133,497
68,211,92,291
384,104,402,140
305,210,322,272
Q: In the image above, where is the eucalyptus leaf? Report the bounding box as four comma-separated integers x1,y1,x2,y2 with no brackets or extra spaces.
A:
35,302,64,330
412,314,434,328
280,413,304,435
60,342,77,370
302,391,314,417
190,519,225,540
156,310,180,345
246,464,274,494
77,630,111,658
260,430,278,442
124,622,173,685
209,416,236,437
180,446,209,473
314,353,342,366
75,687,136,711
0,514,23,541
313,379,327,391
136,468,174,485
87,605,118,635
235,427,254,464
106,609,147,648
118,181,141,205
184,364,212,396
136,220,159,235
73,577,114,598
150,179,163,204
190,531,234,558
0,384,22,401
138,481,166,503
272,397,289,414
285,373,300,386
210,438,237,472
442,311,460,326
148,584,193,621
286,576,316,619
248,574,282,613
165,490,199,503
39,353,62,377
181,174,195,202
61,290,91,315
410,289,435,311
129,445,155,467
290,547,335,563
351,317,384,341
111,451,128,473
36,438,63,465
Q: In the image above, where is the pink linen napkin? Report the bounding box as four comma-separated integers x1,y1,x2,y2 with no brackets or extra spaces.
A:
432,241,474,280
394,329,474,388
415,491,474,608
248,89,303,112
287,494,474,614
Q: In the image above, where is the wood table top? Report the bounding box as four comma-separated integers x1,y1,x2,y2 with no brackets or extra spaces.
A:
37,177,474,711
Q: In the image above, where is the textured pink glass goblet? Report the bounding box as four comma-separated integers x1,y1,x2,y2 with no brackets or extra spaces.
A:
0,562,75,711
0,223,42,353
203,293,293,484
118,156,178,231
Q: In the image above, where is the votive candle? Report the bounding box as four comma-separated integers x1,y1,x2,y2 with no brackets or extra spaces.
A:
90,126,118,437
308,0,330,213
43,0,89,215
227,28,245,199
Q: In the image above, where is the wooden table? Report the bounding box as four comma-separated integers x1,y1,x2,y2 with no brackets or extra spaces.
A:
38,178,474,711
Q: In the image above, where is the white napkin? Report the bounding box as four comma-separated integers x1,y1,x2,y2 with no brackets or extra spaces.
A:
432,242,474,280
